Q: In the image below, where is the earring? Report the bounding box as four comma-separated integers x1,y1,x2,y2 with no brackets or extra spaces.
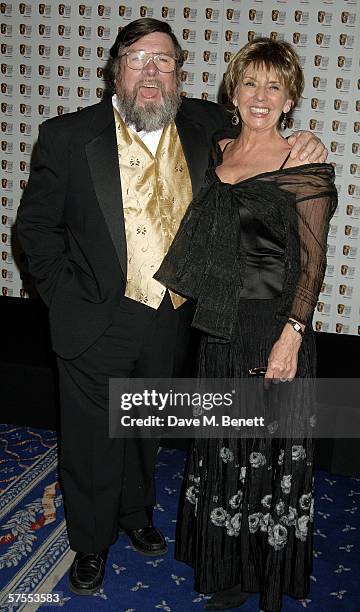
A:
231,106,240,126
281,113,288,130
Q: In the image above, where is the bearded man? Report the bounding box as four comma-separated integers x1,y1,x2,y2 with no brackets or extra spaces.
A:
17,18,327,596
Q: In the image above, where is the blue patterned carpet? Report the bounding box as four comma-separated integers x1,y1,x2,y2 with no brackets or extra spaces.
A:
0,425,359,611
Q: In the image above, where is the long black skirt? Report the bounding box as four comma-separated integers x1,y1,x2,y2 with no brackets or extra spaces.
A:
175,298,316,612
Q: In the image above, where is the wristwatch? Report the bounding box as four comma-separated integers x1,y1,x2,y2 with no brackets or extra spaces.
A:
287,319,304,337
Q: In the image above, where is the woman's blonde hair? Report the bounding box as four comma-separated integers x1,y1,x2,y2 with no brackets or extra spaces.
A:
224,37,304,109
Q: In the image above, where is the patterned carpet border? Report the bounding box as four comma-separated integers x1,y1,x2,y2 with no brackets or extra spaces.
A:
0,426,359,611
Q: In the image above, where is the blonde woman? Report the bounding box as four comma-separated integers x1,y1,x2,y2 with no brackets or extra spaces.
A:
156,38,337,612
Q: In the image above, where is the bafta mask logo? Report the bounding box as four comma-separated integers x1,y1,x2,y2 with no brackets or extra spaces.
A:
339,33,347,46
182,50,189,62
249,9,256,21
335,77,343,90
182,28,190,41
311,98,319,110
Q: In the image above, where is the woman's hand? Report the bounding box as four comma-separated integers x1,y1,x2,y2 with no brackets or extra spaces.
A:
265,323,303,382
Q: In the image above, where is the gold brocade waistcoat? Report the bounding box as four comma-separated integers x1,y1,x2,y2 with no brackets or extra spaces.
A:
114,109,192,309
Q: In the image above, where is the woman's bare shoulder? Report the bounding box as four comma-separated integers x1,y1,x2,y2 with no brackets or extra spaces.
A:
218,138,235,152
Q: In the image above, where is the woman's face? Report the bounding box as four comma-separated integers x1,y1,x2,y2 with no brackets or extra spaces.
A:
234,63,292,132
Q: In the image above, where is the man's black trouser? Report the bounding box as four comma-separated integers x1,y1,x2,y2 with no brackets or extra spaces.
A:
57,292,196,553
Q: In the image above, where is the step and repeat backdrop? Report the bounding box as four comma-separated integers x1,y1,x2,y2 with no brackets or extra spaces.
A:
1,0,359,335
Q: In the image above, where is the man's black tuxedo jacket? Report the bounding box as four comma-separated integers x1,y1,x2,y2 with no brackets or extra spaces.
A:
17,96,231,359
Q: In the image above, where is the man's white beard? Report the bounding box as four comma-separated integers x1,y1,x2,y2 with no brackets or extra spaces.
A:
116,79,182,132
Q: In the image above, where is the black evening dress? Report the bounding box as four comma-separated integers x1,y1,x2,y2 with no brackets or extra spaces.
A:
155,135,337,612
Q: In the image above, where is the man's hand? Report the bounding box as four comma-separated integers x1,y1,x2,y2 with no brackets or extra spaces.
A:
287,131,328,163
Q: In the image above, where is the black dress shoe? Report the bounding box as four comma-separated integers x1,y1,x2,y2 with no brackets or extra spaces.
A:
121,525,167,556
69,549,108,595
204,585,250,610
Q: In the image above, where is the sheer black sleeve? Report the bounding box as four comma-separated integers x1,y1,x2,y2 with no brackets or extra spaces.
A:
271,164,338,325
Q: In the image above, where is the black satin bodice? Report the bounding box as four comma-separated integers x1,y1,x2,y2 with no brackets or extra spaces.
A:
213,141,287,300
237,203,285,299
210,142,290,300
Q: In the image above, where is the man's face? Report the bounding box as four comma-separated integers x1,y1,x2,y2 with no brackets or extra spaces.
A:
115,32,181,132
116,32,178,108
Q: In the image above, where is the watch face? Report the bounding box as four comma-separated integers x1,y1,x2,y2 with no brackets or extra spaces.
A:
288,320,303,335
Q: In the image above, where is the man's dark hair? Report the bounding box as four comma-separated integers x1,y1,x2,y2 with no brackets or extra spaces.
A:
109,18,183,86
